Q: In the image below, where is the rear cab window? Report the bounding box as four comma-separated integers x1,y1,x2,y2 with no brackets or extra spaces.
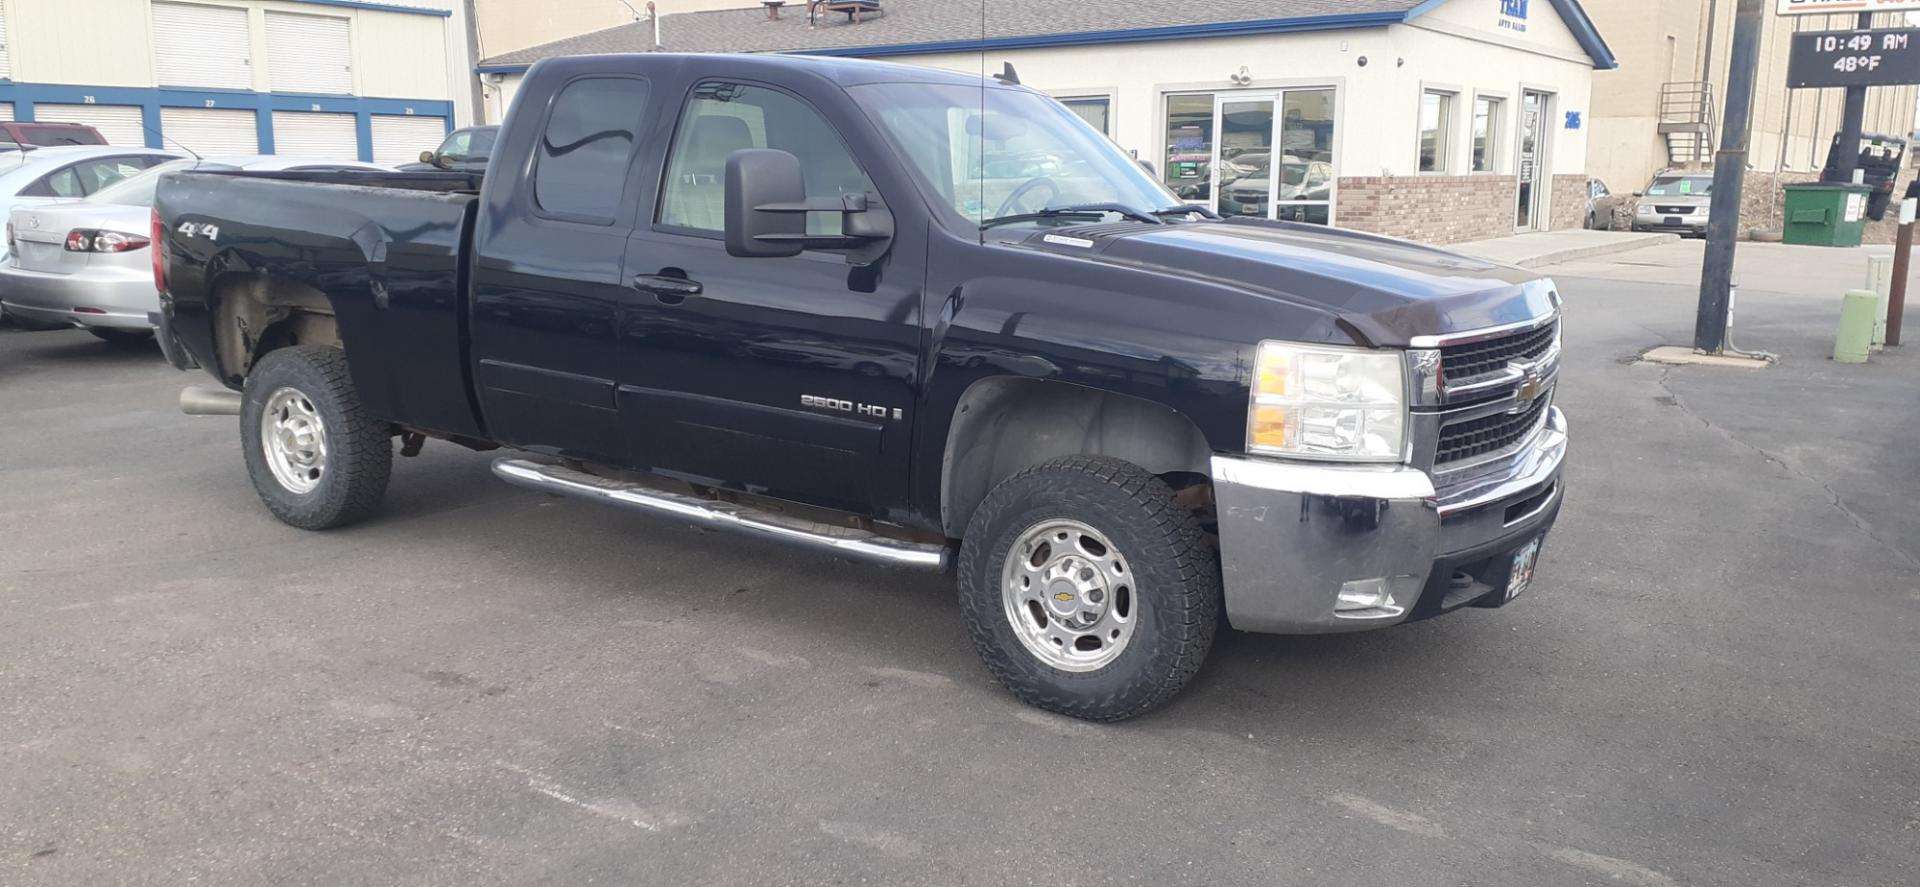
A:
531,77,652,224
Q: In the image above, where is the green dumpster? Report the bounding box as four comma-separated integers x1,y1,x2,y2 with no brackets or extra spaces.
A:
1782,182,1872,247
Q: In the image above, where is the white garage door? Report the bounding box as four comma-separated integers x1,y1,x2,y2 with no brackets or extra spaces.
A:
0,104,12,123
0,5,12,80
370,115,446,165
271,111,358,160
34,104,146,146
152,2,251,90
266,12,353,95
161,108,258,156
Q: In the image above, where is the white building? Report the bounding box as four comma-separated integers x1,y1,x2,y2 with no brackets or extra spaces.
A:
478,0,1616,244
0,0,478,164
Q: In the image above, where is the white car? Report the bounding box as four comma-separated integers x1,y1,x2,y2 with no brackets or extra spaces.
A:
0,145,183,266
1,155,390,341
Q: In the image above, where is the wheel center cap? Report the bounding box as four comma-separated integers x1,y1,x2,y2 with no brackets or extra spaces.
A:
1045,580,1082,616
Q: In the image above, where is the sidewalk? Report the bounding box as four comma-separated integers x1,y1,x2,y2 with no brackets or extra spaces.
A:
1453,229,1677,268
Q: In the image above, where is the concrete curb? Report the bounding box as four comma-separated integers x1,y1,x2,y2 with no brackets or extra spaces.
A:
1455,231,1680,269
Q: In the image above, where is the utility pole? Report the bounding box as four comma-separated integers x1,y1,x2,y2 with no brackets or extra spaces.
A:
462,0,486,126
1693,0,1765,354
1831,12,1875,184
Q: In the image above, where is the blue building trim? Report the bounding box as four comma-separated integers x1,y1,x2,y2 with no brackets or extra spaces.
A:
290,0,451,17
478,2,1617,72
0,82,454,161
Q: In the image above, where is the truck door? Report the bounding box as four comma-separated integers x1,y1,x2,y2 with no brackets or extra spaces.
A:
619,78,921,515
468,75,655,462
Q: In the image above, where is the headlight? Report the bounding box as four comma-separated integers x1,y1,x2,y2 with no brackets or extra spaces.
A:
1248,341,1407,462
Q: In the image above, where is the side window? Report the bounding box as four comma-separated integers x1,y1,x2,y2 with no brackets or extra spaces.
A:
659,81,875,236
72,158,149,193
30,168,84,198
440,130,472,160
533,77,651,222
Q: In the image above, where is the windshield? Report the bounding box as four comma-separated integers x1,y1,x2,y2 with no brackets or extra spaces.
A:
440,127,496,161
1645,176,1712,197
854,82,1179,230
85,159,237,206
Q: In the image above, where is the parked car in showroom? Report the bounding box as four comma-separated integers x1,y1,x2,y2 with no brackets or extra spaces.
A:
1630,171,1713,237
2,155,388,342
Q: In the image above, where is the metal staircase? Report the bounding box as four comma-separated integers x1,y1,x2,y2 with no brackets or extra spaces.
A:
1658,81,1716,169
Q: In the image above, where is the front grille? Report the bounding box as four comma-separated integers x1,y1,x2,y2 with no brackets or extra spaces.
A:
1654,205,1695,215
1440,320,1558,384
1436,392,1551,466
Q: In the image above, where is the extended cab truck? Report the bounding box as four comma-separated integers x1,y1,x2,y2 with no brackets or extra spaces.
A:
154,54,1567,721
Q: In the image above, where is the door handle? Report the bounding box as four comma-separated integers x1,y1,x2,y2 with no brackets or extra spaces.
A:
634,274,702,304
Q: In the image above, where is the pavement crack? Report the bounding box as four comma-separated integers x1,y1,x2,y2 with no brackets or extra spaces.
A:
1657,368,1920,571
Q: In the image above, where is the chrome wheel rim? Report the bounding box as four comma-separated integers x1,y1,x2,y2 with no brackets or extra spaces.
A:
1001,518,1136,672
260,386,328,495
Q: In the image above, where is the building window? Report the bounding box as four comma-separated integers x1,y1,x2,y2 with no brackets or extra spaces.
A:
1419,90,1454,173
1059,97,1112,137
1473,96,1503,172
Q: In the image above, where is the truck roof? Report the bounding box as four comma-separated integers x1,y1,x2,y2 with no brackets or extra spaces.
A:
532,51,1013,91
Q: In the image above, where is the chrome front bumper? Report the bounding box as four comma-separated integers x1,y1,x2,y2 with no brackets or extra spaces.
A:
1211,406,1567,634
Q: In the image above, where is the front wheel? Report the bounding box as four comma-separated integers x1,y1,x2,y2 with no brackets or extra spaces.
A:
240,346,393,530
958,456,1219,721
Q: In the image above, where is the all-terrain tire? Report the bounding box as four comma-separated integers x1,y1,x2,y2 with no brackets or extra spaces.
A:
240,346,393,530
957,455,1219,721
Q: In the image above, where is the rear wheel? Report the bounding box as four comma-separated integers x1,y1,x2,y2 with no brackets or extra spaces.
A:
88,327,153,345
958,455,1219,721
240,346,392,530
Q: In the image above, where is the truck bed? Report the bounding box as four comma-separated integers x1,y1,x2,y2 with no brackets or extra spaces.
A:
157,169,487,439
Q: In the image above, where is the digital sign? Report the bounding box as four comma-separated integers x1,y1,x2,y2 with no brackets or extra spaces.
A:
1787,28,1920,88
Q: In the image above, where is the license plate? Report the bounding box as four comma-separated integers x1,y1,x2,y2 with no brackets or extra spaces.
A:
1506,537,1543,601
1665,216,1684,226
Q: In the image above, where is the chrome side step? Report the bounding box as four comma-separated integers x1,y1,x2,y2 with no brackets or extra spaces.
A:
491,458,951,571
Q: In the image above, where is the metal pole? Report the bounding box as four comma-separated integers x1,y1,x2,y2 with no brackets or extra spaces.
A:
461,0,486,126
1694,0,1766,355
1831,12,1874,183
1892,201,1914,346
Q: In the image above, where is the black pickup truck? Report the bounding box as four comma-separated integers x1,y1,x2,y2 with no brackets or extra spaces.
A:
154,53,1567,721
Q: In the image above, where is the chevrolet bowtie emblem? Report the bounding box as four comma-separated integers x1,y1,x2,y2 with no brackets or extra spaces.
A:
1053,592,1074,603
1509,363,1544,413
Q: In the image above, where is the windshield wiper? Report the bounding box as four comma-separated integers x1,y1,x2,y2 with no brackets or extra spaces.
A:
979,203,1164,230
1153,204,1220,220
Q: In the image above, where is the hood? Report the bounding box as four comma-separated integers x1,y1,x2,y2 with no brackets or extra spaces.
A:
1017,218,1554,346
11,201,149,245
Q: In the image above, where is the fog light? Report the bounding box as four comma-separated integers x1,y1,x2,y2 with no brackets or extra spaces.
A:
1334,578,1403,618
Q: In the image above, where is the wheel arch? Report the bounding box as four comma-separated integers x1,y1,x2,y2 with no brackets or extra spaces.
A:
939,376,1214,538
210,272,339,386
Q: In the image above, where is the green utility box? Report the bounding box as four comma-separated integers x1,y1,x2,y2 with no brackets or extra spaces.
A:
1782,182,1873,247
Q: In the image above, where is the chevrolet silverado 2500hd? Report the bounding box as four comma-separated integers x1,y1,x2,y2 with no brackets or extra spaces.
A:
154,53,1567,721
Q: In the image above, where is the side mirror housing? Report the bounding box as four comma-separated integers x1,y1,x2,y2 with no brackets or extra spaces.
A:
724,148,894,261
725,149,808,258
419,150,436,164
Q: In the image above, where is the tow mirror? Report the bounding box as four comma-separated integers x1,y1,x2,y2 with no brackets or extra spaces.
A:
724,148,893,261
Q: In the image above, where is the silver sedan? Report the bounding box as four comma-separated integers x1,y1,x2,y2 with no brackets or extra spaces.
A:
1,156,389,343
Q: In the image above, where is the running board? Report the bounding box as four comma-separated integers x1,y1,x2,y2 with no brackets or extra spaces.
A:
491,458,950,571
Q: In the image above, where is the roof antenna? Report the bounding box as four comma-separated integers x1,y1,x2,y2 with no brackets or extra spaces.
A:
138,120,201,163
992,62,1020,85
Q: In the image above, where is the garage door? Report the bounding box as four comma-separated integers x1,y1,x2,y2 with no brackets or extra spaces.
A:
266,12,352,95
153,2,251,90
161,108,258,156
33,104,146,146
0,104,11,123
0,5,12,80
370,115,446,165
270,111,358,160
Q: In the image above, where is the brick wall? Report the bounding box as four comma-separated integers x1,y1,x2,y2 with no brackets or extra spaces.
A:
1338,174,1588,245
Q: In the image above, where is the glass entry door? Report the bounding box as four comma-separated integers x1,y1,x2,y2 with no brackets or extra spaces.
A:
1161,90,1335,224
1515,90,1549,230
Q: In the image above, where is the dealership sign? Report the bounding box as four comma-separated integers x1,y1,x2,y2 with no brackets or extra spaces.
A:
1778,0,1920,16
1788,28,1920,87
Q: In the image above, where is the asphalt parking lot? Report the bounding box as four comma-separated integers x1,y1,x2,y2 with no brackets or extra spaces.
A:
2,241,1917,886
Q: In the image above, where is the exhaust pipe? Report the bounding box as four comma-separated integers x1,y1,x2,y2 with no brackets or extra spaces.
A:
180,386,242,416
